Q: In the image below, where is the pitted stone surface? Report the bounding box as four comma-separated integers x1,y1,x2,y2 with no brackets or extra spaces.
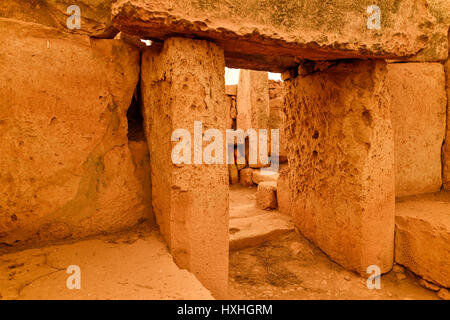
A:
283,60,395,274
113,0,448,72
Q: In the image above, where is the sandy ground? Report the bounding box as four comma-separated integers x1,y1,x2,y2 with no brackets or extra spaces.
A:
228,232,438,300
228,185,439,300
0,223,213,300
0,186,443,300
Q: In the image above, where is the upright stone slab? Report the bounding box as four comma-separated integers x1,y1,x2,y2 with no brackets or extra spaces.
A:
388,63,447,197
237,70,270,168
444,59,450,190
237,70,270,131
269,80,288,160
283,60,395,274
0,18,151,245
141,38,229,298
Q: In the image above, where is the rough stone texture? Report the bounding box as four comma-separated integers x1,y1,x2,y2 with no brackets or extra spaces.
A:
229,213,293,250
0,18,151,246
237,70,271,168
226,95,234,130
239,168,254,187
115,32,147,50
283,60,395,274
269,80,287,160
419,279,441,292
141,38,229,298
112,0,448,72
395,192,450,289
229,164,239,185
234,148,246,170
252,170,279,185
444,59,450,190
427,0,450,29
277,166,291,215
388,63,447,197
438,288,450,300
237,70,270,131
256,181,277,210
226,85,237,96
0,0,117,38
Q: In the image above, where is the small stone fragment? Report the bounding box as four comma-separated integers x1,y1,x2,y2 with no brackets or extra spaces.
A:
419,279,440,292
239,168,254,187
256,181,277,210
437,288,450,300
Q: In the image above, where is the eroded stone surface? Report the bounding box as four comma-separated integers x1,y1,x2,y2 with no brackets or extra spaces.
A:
269,80,287,160
240,168,254,187
230,213,293,250
283,60,395,274
229,164,239,185
141,38,229,298
256,181,277,210
0,18,150,246
388,63,447,197
395,192,450,289
112,0,448,72
443,59,450,190
252,170,279,185
237,70,270,131
277,166,291,216
0,0,117,38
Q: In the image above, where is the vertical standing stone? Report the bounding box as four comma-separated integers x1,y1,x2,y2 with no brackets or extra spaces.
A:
141,38,229,298
237,70,270,168
388,63,447,197
269,80,288,160
283,60,395,274
236,70,270,130
443,58,450,190
276,166,291,215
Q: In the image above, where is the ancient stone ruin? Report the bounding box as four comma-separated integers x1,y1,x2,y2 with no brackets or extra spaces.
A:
0,0,449,300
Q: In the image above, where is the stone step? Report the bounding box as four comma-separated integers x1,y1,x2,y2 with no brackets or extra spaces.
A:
229,213,294,251
395,191,450,290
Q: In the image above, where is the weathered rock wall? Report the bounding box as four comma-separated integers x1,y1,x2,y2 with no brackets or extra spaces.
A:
0,18,152,246
388,63,447,197
283,60,395,274
444,56,450,189
0,0,117,38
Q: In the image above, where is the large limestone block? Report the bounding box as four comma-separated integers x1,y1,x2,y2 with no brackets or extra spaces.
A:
428,0,450,26
277,166,291,216
237,70,271,168
237,70,270,131
269,80,287,159
0,19,150,245
284,60,395,274
444,59,450,190
141,38,229,298
252,170,278,185
388,63,447,197
395,193,450,288
0,0,117,38
112,0,448,71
